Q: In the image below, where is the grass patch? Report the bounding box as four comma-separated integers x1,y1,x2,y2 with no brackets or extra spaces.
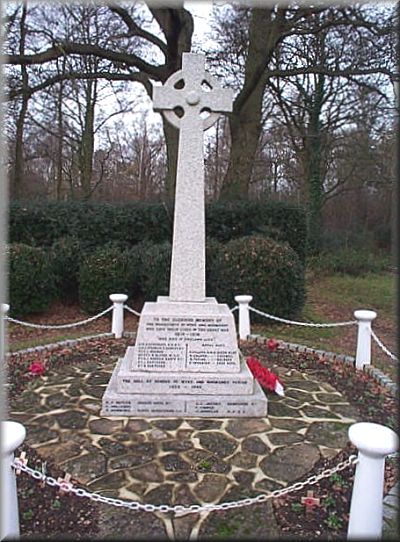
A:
6,329,108,352
316,273,395,317
307,247,391,276
252,322,343,353
251,286,352,354
250,271,397,381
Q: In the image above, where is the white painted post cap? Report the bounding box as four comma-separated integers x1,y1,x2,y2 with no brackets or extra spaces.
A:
109,294,128,303
1,304,10,314
354,310,377,321
1,421,26,455
235,295,253,303
349,422,398,458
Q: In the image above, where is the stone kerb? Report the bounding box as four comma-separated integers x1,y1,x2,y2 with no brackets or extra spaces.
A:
6,331,398,399
1,303,10,367
247,334,398,398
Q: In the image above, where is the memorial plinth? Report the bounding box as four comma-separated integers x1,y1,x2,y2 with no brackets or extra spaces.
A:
101,53,268,417
101,295,268,417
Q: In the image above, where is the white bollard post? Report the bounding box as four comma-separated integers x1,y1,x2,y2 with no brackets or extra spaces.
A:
234,295,253,340
1,421,27,540
109,294,128,339
354,310,377,370
347,422,399,539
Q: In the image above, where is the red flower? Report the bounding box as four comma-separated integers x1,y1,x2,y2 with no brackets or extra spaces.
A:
28,361,46,376
266,338,279,352
246,356,284,396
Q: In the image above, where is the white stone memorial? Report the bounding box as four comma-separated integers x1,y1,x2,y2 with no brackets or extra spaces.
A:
101,53,268,417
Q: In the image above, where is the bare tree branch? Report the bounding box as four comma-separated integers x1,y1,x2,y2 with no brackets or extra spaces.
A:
6,42,165,80
107,4,168,55
267,65,395,81
8,70,151,100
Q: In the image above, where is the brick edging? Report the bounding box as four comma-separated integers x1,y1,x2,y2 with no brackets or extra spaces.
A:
247,334,398,398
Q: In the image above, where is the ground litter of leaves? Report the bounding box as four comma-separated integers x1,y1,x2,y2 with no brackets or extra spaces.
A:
6,335,397,540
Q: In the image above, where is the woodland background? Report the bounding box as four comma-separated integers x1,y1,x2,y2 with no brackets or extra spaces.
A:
3,0,398,253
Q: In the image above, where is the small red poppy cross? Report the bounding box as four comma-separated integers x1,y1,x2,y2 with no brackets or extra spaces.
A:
57,472,73,493
301,490,320,513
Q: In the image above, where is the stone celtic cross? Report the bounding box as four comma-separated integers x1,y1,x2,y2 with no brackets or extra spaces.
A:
153,53,233,302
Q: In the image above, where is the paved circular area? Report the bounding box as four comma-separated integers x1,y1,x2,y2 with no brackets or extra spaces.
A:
10,356,361,539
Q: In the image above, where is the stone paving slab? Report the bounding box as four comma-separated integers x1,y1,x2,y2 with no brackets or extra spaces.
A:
10,357,362,539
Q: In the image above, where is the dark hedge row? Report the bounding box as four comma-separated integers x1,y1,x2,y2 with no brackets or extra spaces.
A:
9,200,307,263
8,244,58,315
8,236,305,319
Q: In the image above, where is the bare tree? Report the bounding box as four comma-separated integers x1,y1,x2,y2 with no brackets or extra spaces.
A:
4,1,194,201
209,3,396,207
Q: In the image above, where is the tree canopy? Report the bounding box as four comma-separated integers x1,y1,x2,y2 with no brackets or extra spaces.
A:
3,0,397,250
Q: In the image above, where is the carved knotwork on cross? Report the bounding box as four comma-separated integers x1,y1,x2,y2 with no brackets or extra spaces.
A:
153,53,233,302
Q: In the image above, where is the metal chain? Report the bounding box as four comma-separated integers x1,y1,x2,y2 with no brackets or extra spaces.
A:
123,305,141,317
370,330,398,362
12,454,358,516
249,306,356,328
230,306,238,313
6,306,113,330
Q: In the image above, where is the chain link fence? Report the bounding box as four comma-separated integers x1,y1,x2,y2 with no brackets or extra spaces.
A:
6,306,113,330
12,455,358,516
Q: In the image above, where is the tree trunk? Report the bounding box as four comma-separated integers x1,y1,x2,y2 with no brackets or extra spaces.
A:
219,8,285,201
149,7,193,204
305,73,325,254
55,59,66,200
11,2,29,201
162,117,179,205
220,77,265,201
79,79,96,200
13,97,28,201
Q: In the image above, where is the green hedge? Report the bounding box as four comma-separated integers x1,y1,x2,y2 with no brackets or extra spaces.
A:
9,201,307,262
206,201,307,263
136,241,172,301
7,235,306,318
8,244,57,316
78,244,140,313
50,236,83,302
8,202,172,250
207,235,305,320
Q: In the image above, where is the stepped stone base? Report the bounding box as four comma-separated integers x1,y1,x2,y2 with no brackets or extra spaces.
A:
115,347,254,395
101,368,268,417
101,297,268,418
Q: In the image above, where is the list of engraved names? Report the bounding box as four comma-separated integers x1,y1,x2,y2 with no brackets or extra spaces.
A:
134,315,238,371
